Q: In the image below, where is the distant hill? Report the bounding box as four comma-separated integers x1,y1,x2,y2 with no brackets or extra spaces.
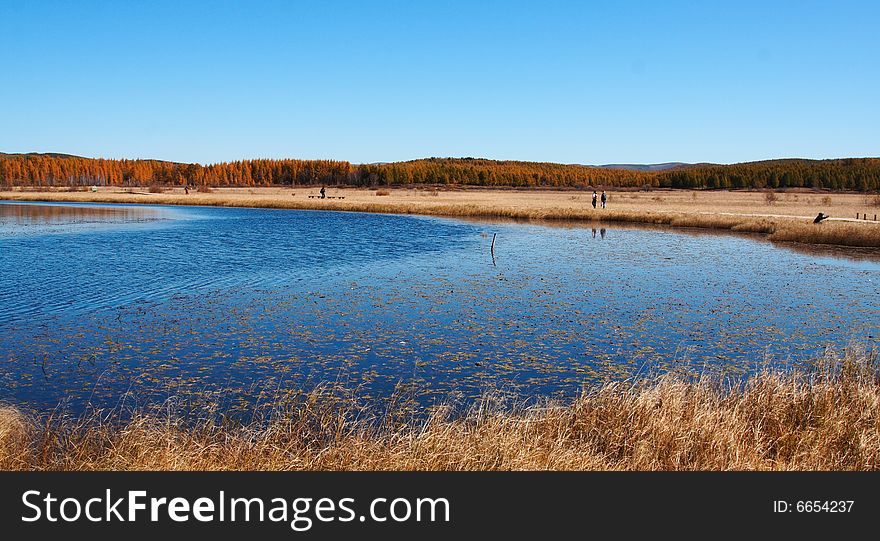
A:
596,162,695,172
0,151,86,160
0,152,181,164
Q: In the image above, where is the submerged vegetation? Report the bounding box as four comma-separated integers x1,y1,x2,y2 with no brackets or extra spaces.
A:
2,153,880,191
2,346,878,471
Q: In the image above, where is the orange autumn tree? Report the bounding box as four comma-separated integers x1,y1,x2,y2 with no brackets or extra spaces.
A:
2,153,879,191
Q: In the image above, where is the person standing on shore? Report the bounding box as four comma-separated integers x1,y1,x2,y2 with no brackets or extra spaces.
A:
320,186,326,199
601,191,607,209
591,191,597,209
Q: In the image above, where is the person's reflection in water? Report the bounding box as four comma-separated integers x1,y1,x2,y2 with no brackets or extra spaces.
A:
600,228,606,239
591,228,596,238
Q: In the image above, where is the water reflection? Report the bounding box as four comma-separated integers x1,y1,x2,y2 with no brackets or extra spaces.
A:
0,202,163,227
458,215,880,262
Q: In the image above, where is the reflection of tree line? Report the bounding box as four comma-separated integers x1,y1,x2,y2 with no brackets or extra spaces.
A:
0,204,160,224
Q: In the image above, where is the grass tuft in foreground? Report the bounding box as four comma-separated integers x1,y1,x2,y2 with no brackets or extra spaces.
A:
2,346,879,471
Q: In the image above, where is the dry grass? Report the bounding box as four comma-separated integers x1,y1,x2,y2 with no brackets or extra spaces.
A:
0,406,31,470
769,221,880,247
2,187,880,248
2,347,879,471
375,189,391,196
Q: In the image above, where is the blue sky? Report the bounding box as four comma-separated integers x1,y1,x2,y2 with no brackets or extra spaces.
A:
1,0,877,165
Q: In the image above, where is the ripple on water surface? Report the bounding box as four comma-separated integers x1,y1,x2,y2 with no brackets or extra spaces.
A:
1,201,878,414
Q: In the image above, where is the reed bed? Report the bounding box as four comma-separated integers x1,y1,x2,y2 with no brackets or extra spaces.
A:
2,346,878,471
4,189,879,248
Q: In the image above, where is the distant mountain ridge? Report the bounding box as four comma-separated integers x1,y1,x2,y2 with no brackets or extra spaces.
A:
0,151,87,160
596,162,695,171
0,152,180,164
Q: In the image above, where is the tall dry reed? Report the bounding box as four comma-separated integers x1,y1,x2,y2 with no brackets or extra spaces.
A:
2,346,878,471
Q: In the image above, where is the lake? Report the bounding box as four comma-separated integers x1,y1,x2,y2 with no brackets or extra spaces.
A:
1,201,878,415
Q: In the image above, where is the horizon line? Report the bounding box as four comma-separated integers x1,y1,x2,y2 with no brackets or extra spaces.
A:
3,151,880,168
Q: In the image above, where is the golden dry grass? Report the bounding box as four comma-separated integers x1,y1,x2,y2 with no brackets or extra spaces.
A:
4,187,879,248
0,406,31,469
3,347,878,471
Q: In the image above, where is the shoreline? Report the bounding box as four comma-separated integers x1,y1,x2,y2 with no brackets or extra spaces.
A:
3,187,880,248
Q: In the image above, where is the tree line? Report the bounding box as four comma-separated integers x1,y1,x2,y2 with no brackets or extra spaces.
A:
2,153,879,191
658,158,880,191
0,154,355,188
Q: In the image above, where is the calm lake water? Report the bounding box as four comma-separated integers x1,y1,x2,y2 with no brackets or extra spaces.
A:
1,201,878,414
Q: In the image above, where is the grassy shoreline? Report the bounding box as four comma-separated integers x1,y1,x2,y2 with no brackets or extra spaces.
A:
3,188,880,248
2,347,878,471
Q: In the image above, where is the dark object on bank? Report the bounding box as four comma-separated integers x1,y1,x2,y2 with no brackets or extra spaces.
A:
813,212,829,223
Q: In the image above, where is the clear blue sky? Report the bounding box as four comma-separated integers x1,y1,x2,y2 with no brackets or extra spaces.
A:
1,0,877,165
